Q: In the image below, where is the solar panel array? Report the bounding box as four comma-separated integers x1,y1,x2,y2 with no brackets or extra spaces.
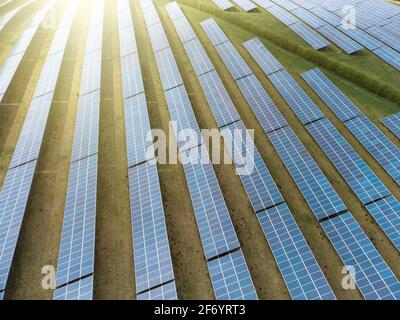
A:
231,0,257,12
301,68,400,185
145,0,257,300
196,17,336,300
289,22,330,50
0,2,54,103
54,0,103,301
381,112,400,140
0,0,79,300
210,0,234,11
243,37,400,298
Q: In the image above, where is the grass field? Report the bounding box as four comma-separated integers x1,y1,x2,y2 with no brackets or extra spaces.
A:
0,0,398,300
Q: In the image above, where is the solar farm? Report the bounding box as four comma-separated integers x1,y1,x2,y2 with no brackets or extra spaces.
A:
0,0,399,301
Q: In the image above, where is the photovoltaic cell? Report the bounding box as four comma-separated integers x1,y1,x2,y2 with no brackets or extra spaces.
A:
53,276,93,300
267,5,299,26
84,25,103,54
121,52,145,98
198,70,241,128
289,22,330,50
252,0,275,9
154,48,183,91
200,18,229,47
128,163,175,294
366,26,400,52
381,112,400,139
301,68,361,122
79,50,102,95
208,250,258,300
306,118,390,205
148,23,170,52
236,74,287,133
257,203,336,300
373,45,400,71
231,0,257,11
221,120,284,213
268,70,325,125
55,155,97,288
0,161,37,292
180,144,240,260
366,196,400,252
211,0,235,11
317,25,363,54
171,17,197,43
321,213,400,300
142,5,160,26
165,1,185,20
310,6,342,27
337,25,383,51
136,281,178,300
291,6,326,29
183,39,214,76
242,38,284,76
345,115,400,185
267,126,346,220
272,0,299,11
119,27,137,56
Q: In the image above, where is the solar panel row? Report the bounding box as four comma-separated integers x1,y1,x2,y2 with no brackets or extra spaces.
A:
289,22,330,50
54,0,104,301
0,0,79,300
316,24,363,54
146,0,257,300
118,0,176,299
231,0,257,12
210,0,235,11
195,17,335,299
381,112,400,140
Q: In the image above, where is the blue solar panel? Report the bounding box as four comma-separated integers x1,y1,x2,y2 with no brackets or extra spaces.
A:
142,5,160,27
211,0,235,10
366,196,400,252
321,213,400,300
171,17,197,43
373,45,400,71
79,49,102,95
337,25,383,51
267,5,299,26
231,0,257,11
34,51,64,96
272,0,299,11
242,37,284,76
148,22,170,52
310,6,343,27
221,120,284,213
165,1,185,20
236,74,287,133
257,203,336,300
345,115,400,185
291,6,326,29
208,250,258,300
252,0,275,9
128,163,175,294
301,68,361,122
183,39,214,76
53,276,93,300
84,25,103,55
118,26,137,57
55,155,97,287
180,144,241,260
200,18,229,47
317,25,363,54
70,90,101,163
154,48,184,91
306,118,390,205
0,161,37,292
215,41,253,80
291,0,315,10
124,93,154,167
136,281,178,300
290,22,330,50
121,52,145,98
366,26,400,52
381,112,400,139
268,70,325,125
198,70,241,128
268,126,347,220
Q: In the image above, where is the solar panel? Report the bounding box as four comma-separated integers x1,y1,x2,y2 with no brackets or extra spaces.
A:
321,213,400,300
34,52,65,96
154,48,184,91
381,112,400,139
79,50,102,95
9,93,54,169
0,52,24,97
291,6,326,29
118,26,137,56
231,0,257,11
317,25,363,54
70,90,100,163
180,144,241,260
267,5,299,26
53,276,93,300
268,126,347,220
301,68,361,122
55,155,97,287
242,38,284,76
268,70,325,125
200,18,229,47
306,118,391,205
121,52,145,98
171,17,197,43
142,5,161,27
366,196,400,252
366,26,400,52
165,1,185,20
0,161,37,292
344,115,400,185
211,0,235,11
236,74,287,133
252,0,275,9
148,22,170,52
337,25,383,51
273,0,299,11
291,0,315,10
84,25,103,54
118,7,133,29
183,39,214,76
164,85,202,151
136,281,178,300
310,6,343,27
208,250,258,300
373,45,400,71
198,70,241,128
257,203,336,300
290,22,330,50
128,163,175,294
221,120,284,213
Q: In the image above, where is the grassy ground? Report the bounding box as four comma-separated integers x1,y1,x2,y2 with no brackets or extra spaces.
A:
0,0,399,300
